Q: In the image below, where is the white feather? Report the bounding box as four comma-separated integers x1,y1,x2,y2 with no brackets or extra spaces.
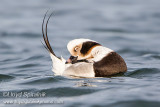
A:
50,53,65,75
89,46,114,62
50,53,95,77
63,62,95,77
67,38,95,53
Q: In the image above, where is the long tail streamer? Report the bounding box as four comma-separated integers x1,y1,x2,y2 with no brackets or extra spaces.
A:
42,11,59,58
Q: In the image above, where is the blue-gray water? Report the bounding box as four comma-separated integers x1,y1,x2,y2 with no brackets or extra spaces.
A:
0,0,160,107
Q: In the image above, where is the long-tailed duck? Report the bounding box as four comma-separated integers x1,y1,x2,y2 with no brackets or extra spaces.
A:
42,12,127,77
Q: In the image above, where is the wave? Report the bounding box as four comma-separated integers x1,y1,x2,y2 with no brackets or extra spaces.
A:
125,68,160,78
21,76,60,85
39,87,99,97
89,28,126,33
0,74,15,82
0,32,40,38
108,100,160,107
15,63,40,69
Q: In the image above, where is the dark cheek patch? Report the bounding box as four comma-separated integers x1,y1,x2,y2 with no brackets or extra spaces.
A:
80,41,101,56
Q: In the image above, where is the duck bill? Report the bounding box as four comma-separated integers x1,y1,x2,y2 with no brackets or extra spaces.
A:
65,58,72,64
65,56,78,64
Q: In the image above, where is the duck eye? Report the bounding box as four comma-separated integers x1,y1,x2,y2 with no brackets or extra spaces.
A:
74,47,79,52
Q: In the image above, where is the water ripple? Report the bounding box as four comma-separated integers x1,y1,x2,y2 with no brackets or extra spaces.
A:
39,87,99,97
126,68,160,78
16,63,40,69
0,74,15,82
108,100,160,107
21,76,60,85
89,28,126,33
0,32,40,38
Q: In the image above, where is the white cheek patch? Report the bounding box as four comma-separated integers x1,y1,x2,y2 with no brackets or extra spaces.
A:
67,38,95,55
